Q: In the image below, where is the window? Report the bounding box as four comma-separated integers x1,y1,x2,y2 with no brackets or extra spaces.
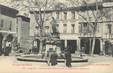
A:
16,18,18,24
63,24,67,26
56,24,59,27
107,24,112,34
71,24,75,33
63,24,67,33
9,21,12,31
82,23,88,33
92,22,97,33
45,26,49,29
71,11,75,19
56,24,59,33
16,25,18,33
83,23,87,27
45,26,49,35
97,24,100,32
56,12,59,19
64,12,67,20
0,19,4,27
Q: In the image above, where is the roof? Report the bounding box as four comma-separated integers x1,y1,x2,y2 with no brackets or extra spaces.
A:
17,15,30,22
30,2,103,14
68,2,103,11
103,0,113,2
0,4,18,18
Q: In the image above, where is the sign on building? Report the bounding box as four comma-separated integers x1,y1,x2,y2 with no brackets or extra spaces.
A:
102,2,113,7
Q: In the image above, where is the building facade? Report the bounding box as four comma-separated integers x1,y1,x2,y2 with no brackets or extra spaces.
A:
0,4,18,55
29,1,113,55
0,4,30,55
76,1,113,54
30,9,80,54
17,15,30,49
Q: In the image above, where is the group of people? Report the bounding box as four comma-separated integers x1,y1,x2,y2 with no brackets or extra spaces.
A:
0,41,12,56
47,50,58,66
47,48,72,67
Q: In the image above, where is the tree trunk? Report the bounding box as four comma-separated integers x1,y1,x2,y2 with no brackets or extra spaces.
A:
91,37,95,56
39,40,43,54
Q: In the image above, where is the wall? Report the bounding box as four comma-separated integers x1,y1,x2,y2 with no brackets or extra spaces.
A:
0,14,17,33
17,16,30,49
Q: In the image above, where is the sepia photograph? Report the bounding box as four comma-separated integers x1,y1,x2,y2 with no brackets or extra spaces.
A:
0,0,113,73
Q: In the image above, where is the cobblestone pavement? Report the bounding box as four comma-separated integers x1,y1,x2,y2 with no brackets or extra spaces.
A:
0,55,113,73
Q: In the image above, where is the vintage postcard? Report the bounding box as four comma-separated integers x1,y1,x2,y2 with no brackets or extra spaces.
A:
0,0,113,73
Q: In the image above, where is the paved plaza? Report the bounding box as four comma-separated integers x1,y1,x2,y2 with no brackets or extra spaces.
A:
0,55,113,73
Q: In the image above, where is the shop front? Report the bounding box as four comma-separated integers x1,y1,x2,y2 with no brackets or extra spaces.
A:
80,37,101,54
59,34,79,54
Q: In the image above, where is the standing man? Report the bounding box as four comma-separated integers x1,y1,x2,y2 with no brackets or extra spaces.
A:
111,44,113,57
64,48,72,67
50,51,58,66
47,48,53,66
32,41,38,54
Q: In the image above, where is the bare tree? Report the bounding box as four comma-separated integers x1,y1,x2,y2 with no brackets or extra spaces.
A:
10,0,57,54
66,0,108,55
28,0,58,54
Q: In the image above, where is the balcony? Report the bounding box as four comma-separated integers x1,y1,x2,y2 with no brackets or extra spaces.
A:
103,0,113,2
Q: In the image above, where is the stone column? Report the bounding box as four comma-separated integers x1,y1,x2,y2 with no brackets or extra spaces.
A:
11,36,15,54
100,39,104,55
39,39,43,54
77,38,80,51
64,40,67,48
89,38,92,54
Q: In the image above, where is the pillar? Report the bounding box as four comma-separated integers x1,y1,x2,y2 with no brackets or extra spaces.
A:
100,39,104,55
77,38,80,51
91,37,96,56
64,40,67,48
39,39,43,54
11,35,15,54
89,38,92,54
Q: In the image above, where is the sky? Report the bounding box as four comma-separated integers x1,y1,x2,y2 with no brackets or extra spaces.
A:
0,0,67,4
0,0,8,2
0,0,9,3
0,0,4,2
0,0,96,17
0,0,97,3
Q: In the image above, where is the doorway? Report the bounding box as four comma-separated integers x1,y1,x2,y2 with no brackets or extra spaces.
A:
80,38,101,54
67,40,77,53
94,39,100,54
